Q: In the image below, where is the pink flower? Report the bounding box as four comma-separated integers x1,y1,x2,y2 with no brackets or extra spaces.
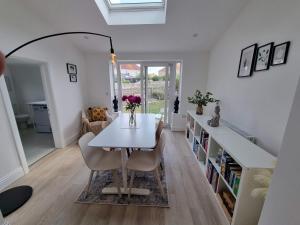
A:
122,95,128,101
135,96,141,104
127,95,135,104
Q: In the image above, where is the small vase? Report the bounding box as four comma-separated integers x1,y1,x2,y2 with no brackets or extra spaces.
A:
196,105,203,115
129,110,136,127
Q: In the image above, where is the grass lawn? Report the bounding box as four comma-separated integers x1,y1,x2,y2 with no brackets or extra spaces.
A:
148,100,165,114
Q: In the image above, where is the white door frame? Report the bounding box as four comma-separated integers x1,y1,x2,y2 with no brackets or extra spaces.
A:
0,57,60,173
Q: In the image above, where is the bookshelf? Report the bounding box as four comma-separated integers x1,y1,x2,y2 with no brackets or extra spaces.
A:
185,111,276,225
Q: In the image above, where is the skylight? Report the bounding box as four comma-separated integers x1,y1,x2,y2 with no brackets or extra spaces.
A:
95,0,167,25
109,0,163,4
105,0,165,10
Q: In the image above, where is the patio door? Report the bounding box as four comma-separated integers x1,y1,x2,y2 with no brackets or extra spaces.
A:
116,62,178,126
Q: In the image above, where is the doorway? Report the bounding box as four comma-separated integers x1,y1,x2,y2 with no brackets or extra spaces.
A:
4,60,55,165
115,61,182,126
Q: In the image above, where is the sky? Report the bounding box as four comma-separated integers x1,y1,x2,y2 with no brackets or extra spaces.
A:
148,66,164,74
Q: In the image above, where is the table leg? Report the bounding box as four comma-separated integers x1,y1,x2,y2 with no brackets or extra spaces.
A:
121,148,127,192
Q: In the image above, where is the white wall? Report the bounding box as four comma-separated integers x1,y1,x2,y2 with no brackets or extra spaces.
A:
206,0,300,155
84,51,209,114
0,0,88,189
84,53,112,108
8,64,45,119
258,76,300,225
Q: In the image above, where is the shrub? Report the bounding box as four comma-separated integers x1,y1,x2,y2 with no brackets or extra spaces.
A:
152,75,160,81
152,91,165,100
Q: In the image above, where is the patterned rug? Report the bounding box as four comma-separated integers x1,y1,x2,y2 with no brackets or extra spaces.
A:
76,165,169,207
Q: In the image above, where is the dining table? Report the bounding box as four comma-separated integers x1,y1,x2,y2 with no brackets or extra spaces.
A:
88,113,159,196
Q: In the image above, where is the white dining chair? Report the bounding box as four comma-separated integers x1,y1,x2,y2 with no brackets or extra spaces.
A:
126,132,166,198
78,132,122,198
156,119,164,143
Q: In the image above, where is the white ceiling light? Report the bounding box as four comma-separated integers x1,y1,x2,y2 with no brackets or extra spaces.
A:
95,0,167,25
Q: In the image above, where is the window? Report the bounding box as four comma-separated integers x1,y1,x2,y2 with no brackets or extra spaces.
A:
95,0,167,25
109,0,163,5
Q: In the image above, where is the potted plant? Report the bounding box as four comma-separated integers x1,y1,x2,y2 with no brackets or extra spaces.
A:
187,90,216,115
122,95,141,126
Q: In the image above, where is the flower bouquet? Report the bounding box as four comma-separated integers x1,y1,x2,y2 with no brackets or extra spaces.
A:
122,95,141,126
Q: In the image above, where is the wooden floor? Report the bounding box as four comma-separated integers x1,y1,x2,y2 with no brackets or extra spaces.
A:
6,130,228,225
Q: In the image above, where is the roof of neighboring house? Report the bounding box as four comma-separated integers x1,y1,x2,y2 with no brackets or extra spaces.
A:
120,64,140,71
158,64,181,74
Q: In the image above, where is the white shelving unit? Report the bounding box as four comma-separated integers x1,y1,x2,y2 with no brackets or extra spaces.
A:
185,111,277,225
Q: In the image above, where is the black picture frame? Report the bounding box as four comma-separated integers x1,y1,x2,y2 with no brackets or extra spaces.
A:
69,74,77,82
66,63,77,75
237,44,258,78
254,42,274,72
271,41,290,66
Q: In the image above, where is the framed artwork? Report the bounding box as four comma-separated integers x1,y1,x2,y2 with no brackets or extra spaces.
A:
271,41,290,66
69,74,77,82
66,63,77,75
255,42,274,72
237,44,258,78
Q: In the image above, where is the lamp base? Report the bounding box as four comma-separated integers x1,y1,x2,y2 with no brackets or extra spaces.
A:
0,186,33,217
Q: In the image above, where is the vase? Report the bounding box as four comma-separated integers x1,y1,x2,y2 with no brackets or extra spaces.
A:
129,110,136,127
196,105,203,115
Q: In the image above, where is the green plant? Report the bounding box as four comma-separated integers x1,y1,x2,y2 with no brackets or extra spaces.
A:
187,90,216,106
151,75,160,81
152,91,164,100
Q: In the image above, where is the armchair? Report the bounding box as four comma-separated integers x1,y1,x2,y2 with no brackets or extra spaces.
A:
81,107,113,135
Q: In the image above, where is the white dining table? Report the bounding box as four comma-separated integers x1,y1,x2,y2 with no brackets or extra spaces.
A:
88,113,158,196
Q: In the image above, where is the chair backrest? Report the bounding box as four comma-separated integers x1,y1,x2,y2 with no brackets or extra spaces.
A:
154,132,166,166
78,132,101,169
156,119,164,142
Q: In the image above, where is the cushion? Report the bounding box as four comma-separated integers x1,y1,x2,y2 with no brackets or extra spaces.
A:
90,107,107,121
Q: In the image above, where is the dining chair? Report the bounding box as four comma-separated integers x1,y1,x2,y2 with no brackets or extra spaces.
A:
156,118,164,143
126,132,166,198
78,132,122,198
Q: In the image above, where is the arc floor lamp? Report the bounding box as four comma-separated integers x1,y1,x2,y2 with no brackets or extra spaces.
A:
0,31,116,219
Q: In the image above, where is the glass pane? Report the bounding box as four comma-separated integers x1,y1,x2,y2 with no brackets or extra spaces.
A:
120,64,142,113
109,0,163,4
146,66,166,118
175,62,181,96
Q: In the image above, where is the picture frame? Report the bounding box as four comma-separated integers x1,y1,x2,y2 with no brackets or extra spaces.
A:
237,44,258,78
69,74,77,82
271,41,290,66
255,42,274,72
66,63,77,75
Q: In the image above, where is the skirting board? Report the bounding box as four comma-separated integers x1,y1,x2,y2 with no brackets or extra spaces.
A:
63,132,80,148
0,167,24,191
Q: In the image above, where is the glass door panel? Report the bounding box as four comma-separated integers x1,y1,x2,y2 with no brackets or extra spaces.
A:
119,63,142,112
115,62,182,126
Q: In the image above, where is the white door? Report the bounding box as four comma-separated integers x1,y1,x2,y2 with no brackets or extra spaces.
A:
116,62,180,126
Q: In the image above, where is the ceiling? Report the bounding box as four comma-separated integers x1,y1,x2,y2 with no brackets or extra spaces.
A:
23,0,249,53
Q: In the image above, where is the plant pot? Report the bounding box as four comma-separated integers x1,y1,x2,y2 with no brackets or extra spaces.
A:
196,105,203,115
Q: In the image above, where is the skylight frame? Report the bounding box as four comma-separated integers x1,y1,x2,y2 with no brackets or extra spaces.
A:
105,0,165,11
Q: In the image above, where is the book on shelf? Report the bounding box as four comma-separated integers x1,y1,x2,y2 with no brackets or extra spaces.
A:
186,128,190,139
204,138,209,152
211,168,219,192
215,148,223,166
233,175,241,196
200,130,209,146
222,191,236,216
206,160,219,192
220,151,242,195
206,161,213,183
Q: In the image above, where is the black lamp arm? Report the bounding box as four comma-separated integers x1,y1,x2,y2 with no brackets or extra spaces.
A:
5,31,114,58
